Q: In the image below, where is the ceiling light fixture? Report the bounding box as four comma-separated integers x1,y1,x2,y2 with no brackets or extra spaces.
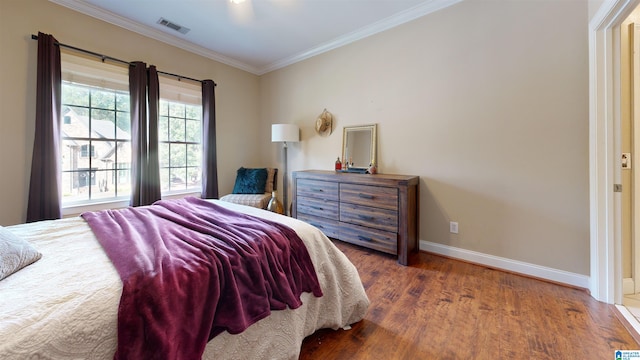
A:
229,0,246,4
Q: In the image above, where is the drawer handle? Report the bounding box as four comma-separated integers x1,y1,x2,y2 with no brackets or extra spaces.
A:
357,215,375,221
312,188,324,192
310,206,324,211
358,193,374,199
358,235,373,242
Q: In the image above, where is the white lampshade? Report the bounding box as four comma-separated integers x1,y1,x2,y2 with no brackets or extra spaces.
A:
271,124,299,143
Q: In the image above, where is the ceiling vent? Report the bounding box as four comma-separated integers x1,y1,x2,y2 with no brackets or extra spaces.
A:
157,18,190,35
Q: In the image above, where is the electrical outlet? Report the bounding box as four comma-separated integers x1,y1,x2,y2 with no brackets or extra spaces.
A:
450,221,459,234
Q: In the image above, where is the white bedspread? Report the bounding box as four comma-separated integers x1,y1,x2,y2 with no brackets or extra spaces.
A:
0,200,369,359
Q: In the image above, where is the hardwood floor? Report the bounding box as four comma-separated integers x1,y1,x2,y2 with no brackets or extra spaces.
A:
299,241,640,359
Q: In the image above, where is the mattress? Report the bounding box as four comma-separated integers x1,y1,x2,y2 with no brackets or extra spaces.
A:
0,200,369,359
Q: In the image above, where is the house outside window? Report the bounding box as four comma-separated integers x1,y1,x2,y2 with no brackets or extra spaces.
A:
77,168,97,188
79,144,96,158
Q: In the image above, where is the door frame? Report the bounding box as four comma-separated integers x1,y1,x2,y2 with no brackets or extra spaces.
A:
634,23,640,294
590,0,640,303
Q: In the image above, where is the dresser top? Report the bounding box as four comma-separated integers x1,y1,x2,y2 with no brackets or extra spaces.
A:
293,170,419,186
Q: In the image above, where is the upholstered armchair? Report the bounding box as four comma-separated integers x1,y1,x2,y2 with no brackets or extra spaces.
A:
220,167,278,209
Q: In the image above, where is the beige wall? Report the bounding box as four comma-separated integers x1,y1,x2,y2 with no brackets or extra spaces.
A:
0,0,261,225
589,0,606,21
260,0,590,274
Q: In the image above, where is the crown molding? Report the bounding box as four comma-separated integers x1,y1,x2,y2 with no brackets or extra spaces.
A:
257,0,463,75
50,0,461,76
49,0,260,74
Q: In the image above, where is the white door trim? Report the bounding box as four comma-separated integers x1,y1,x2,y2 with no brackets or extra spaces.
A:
633,23,640,294
590,0,640,303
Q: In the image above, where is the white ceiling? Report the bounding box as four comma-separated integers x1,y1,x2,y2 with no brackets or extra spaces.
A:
51,0,461,75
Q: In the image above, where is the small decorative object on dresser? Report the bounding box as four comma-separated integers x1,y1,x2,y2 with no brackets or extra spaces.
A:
335,157,342,171
292,170,419,265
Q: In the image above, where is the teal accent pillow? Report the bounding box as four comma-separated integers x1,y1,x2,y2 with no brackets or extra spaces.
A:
232,167,268,194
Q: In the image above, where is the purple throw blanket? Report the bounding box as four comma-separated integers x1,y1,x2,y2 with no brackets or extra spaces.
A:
81,197,322,360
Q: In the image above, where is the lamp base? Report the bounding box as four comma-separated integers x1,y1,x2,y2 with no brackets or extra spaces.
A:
283,144,289,216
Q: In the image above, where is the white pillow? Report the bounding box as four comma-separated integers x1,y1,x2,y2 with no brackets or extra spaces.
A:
0,226,42,281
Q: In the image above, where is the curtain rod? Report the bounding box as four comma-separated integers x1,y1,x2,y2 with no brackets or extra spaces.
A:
31,34,215,86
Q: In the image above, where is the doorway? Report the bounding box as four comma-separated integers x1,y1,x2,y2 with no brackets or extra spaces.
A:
589,0,639,304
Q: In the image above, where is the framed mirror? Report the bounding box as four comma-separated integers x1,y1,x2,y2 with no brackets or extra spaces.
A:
342,124,377,170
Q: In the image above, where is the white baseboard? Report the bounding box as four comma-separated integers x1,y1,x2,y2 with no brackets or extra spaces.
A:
419,240,590,289
624,278,635,295
615,304,640,338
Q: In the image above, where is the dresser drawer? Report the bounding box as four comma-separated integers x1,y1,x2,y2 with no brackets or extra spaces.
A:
297,213,340,239
339,203,398,233
340,183,398,211
340,222,397,255
297,179,339,201
297,196,339,220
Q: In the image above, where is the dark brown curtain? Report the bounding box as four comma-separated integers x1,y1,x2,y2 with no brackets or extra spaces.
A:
129,62,161,206
146,66,161,203
201,80,218,199
26,32,62,222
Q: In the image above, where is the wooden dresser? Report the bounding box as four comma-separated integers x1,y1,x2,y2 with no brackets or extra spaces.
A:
292,170,419,265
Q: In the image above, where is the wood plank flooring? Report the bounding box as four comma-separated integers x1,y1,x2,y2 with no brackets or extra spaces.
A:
299,241,639,359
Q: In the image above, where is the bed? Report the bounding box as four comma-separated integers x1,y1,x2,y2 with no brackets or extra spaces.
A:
0,198,369,359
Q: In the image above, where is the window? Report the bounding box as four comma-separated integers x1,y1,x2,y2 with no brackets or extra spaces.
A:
60,51,203,207
158,75,203,194
158,100,202,193
60,82,131,204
